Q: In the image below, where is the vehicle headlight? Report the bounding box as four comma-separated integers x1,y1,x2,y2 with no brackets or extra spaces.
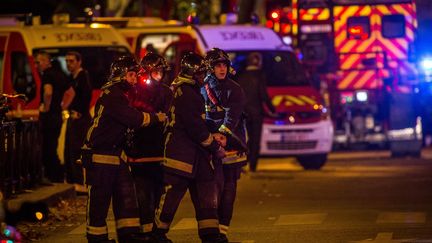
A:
420,57,432,71
355,90,368,102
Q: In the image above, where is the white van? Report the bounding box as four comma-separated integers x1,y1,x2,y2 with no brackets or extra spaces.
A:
0,18,132,118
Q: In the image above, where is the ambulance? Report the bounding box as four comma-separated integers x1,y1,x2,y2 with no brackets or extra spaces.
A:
273,0,422,156
99,18,334,169
0,16,132,118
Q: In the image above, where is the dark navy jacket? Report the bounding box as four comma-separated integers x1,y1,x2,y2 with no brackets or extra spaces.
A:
86,81,154,157
201,74,248,166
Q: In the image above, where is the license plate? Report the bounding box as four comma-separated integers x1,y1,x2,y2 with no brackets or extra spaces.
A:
280,133,307,141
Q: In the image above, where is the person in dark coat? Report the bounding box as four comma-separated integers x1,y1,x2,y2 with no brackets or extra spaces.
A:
202,48,247,242
153,52,226,243
235,52,276,172
61,51,92,193
126,53,173,239
35,51,69,183
83,55,167,243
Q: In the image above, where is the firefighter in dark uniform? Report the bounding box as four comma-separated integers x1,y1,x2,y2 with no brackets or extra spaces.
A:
153,52,226,243
83,55,166,243
201,48,247,243
126,53,173,238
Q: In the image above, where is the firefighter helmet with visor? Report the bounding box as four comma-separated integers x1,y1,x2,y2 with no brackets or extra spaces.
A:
110,55,141,80
140,52,170,73
180,52,207,78
205,48,231,72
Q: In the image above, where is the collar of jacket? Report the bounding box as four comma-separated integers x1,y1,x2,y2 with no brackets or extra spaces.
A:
205,74,225,89
171,75,196,88
101,77,132,91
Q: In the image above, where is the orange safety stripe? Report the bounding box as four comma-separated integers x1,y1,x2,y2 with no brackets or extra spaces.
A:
142,223,153,233
197,219,219,229
116,218,140,229
222,152,247,165
163,158,193,174
155,184,173,230
92,151,127,165
87,225,108,235
127,156,164,163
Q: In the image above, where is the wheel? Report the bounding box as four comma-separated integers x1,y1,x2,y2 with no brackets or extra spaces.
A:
296,154,328,170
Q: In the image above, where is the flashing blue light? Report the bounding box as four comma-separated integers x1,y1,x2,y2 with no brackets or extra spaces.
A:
274,120,285,125
356,91,368,102
421,58,432,71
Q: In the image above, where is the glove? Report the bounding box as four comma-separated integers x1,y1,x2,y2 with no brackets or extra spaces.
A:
212,145,226,159
156,112,167,123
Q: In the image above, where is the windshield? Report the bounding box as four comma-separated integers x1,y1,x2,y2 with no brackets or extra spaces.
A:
33,46,130,89
229,50,310,87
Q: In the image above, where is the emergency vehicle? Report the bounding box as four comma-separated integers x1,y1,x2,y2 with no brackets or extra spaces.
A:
269,0,422,156
98,17,334,169
0,15,132,118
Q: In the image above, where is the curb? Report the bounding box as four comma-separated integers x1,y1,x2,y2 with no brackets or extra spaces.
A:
5,183,75,213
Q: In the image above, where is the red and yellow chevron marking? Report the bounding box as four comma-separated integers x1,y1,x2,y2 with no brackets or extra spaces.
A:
334,3,416,90
299,8,330,21
272,95,318,107
337,70,381,90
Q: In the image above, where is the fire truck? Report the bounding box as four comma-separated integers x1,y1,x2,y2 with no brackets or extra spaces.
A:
94,17,334,169
0,15,132,118
269,0,422,156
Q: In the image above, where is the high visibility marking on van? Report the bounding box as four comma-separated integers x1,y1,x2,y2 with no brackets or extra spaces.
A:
53,33,103,42
272,95,317,107
219,31,265,41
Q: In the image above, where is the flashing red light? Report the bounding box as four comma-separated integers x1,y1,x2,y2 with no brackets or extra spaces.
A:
349,26,363,34
348,26,368,40
271,11,279,20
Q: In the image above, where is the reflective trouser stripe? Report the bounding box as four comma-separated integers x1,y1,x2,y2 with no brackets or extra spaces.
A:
116,218,140,229
164,158,193,173
155,184,172,229
142,223,153,233
128,157,164,163
219,224,229,235
87,225,108,235
198,219,219,229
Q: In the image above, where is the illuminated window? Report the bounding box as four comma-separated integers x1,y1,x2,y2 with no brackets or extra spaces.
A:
382,14,405,39
347,16,370,40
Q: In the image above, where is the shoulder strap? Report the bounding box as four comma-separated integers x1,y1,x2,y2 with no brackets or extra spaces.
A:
204,83,219,106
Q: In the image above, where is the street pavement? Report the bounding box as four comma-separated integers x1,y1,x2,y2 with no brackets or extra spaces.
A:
15,148,432,243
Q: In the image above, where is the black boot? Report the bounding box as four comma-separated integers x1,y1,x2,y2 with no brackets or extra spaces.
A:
88,239,116,243
218,233,229,243
119,232,155,243
152,232,173,243
201,233,224,243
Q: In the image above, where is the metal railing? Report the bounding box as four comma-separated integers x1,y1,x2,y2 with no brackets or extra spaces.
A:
1,94,42,200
